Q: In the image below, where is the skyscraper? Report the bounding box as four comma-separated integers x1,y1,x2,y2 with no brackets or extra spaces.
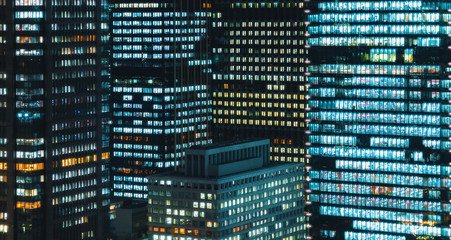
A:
210,1,308,164
110,0,211,199
306,1,451,239
0,0,110,239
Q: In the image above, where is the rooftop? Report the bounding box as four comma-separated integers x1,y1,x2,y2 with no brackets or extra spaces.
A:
188,138,267,151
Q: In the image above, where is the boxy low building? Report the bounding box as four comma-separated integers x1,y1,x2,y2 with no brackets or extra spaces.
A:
147,139,306,240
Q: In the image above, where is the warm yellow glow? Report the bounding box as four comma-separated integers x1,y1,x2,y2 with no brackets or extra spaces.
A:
16,163,43,171
16,201,41,209
58,154,97,168
102,152,110,160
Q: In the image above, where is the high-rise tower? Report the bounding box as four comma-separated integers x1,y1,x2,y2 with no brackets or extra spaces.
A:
210,1,308,164
0,0,110,239
307,1,451,239
110,0,211,199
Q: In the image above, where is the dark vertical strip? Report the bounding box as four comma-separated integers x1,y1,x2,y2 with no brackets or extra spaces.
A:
44,0,53,238
5,0,15,238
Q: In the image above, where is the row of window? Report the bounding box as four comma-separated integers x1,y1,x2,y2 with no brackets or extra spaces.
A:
311,182,423,198
15,49,43,57
309,135,356,146
113,126,197,134
311,100,441,113
309,37,405,47
320,206,423,223
114,3,165,9
310,170,445,187
113,143,159,151
53,0,96,6
113,175,149,183
112,52,194,59
310,88,408,99
310,135,415,149
15,0,42,6
113,183,147,192
345,232,405,240
113,85,207,93
113,36,201,43
113,11,206,18
370,137,409,148
113,28,204,35
112,20,205,27
309,76,406,87
353,220,451,237
51,166,96,181
310,100,405,111
340,124,441,138
52,179,96,194
309,13,442,23
116,101,207,110
335,160,447,176
309,25,449,35
318,1,448,11
312,193,445,212
16,150,44,159
15,11,43,19
113,191,147,199
311,64,440,76
310,146,405,160
213,73,304,82
310,111,441,125
113,151,162,159
309,77,447,88
53,190,96,205
15,36,42,44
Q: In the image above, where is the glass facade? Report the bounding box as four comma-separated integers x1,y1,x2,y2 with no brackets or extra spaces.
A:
307,1,451,239
110,0,212,200
210,0,308,164
0,0,110,239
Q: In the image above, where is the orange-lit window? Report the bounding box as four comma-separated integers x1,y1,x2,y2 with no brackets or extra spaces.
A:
16,201,41,209
102,152,110,160
60,154,97,167
16,163,43,171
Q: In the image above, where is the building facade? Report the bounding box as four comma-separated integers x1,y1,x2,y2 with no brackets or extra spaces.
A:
110,0,212,200
210,1,308,164
306,1,451,239
147,139,306,240
0,0,110,239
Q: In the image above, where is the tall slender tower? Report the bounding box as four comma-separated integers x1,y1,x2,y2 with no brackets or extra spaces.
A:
110,0,211,199
210,0,308,164
307,1,451,239
0,0,110,239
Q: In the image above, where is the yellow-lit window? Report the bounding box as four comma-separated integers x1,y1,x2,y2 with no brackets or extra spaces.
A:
16,163,43,171
16,201,41,209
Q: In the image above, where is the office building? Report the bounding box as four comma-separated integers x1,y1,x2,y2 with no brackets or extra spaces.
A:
306,1,451,239
110,200,148,240
210,1,308,164
147,139,306,240
0,0,110,239
110,0,212,200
